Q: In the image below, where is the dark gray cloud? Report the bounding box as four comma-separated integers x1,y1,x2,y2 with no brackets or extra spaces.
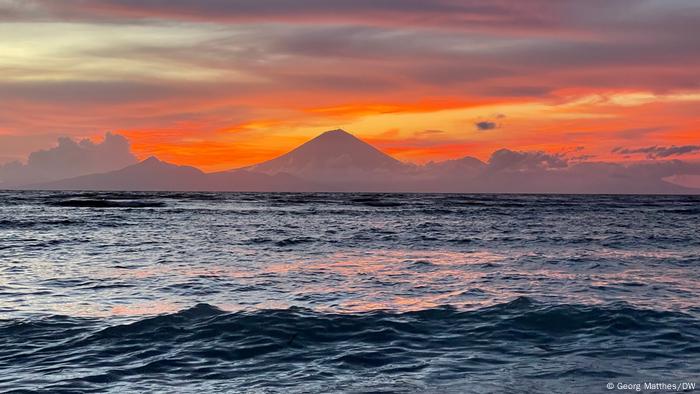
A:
612,145,700,159
7,0,698,43
0,132,137,186
67,12,697,100
3,1,696,111
475,121,498,131
0,0,546,28
0,80,247,104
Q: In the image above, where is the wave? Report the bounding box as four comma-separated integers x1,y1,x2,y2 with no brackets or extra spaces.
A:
49,199,166,208
351,196,405,207
1,298,698,392
0,218,84,229
274,237,317,247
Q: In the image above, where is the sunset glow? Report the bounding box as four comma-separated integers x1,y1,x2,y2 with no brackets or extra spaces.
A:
1,1,699,171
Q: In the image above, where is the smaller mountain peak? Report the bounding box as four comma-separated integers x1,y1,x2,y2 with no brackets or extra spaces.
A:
142,156,162,164
136,156,167,169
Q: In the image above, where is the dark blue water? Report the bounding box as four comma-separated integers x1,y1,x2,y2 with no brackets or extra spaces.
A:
0,192,698,393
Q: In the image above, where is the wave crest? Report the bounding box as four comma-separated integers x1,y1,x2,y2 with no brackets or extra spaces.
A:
2,299,698,392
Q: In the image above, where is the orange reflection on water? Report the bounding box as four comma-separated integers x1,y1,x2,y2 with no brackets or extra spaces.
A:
83,247,700,315
336,289,471,313
271,250,506,313
589,249,686,259
265,249,503,274
111,301,181,317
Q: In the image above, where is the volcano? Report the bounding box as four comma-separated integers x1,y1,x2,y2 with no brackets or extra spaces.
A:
246,129,409,183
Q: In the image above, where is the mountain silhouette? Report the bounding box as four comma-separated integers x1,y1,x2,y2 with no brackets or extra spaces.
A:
31,156,321,192
247,129,410,186
251,129,404,171
16,129,700,193
31,156,207,191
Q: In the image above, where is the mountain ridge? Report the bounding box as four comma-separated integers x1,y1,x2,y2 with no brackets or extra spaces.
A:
15,129,700,194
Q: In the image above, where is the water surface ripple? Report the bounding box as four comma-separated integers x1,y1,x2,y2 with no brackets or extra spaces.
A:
0,192,698,392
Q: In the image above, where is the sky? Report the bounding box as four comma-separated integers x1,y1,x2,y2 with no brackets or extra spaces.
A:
1,0,699,171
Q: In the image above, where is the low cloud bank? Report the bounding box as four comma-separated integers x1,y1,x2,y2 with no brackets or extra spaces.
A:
487,149,567,171
419,148,700,194
0,132,137,186
612,145,700,159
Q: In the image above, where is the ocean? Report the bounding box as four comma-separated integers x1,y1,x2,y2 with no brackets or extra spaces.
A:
0,191,698,393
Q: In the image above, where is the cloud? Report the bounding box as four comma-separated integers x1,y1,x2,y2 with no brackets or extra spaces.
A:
463,153,700,194
0,0,569,30
475,121,498,131
0,80,194,104
8,1,696,41
475,114,507,131
1,0,699,170
0,132,137,186
414,129,446,136
488,149,568,171
569,154,596,161
612,145,700,159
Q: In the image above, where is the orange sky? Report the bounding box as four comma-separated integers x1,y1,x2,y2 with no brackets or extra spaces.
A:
0,0,699,171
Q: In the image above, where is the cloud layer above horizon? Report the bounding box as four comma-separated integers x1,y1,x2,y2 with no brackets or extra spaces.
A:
0,0,698,171
0,132,136,185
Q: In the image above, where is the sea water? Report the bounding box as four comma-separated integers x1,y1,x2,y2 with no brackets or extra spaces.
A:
0,192,698,392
